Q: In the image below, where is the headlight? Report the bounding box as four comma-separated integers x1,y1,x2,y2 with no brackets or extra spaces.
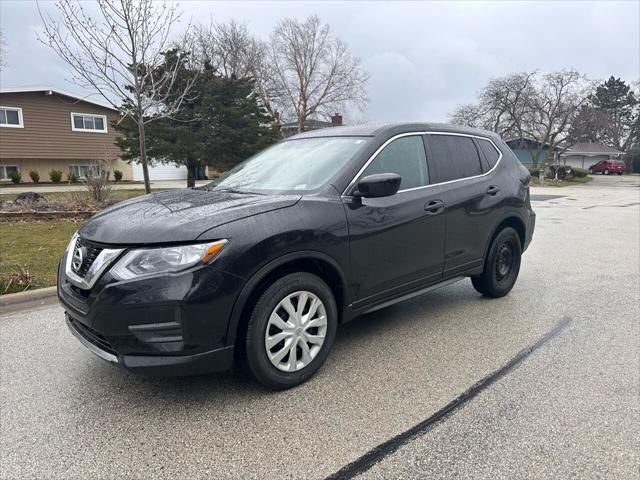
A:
110,240,228,280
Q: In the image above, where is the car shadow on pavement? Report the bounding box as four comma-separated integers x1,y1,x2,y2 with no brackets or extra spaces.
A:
72,280,485,399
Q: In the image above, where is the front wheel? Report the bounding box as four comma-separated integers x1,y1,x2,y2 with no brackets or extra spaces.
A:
245,272,337,390
589,168,594,174
472,227,522,298
617,171,623,176
604,169,610,175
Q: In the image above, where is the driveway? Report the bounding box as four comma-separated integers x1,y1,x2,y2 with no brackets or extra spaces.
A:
1,176,638,479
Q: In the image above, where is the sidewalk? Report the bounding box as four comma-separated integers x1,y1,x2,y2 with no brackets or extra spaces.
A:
0,180,210,194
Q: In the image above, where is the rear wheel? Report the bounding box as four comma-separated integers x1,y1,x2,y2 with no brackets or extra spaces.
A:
245,272,337,390
472,227,522,298
617,171,623,176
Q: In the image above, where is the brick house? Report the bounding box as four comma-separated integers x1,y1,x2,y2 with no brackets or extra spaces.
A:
0,87,132,182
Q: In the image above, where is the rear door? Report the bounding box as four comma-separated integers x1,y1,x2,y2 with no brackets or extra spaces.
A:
344,135,446,306
424,134,504,276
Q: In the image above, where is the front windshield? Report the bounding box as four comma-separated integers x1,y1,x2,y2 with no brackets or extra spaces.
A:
206,137,369,193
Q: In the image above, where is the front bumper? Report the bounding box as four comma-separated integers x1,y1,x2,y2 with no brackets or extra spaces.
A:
66,316,234,375
58,251,243,376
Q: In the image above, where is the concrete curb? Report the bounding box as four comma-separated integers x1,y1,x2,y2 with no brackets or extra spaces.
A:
0,286,57,307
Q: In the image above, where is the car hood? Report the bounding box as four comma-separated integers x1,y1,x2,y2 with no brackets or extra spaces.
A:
79,188,301,245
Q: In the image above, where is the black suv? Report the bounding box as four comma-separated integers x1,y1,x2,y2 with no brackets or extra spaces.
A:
58,123,535,389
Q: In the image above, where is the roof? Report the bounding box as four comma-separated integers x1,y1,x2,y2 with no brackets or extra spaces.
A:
0,86,118,111
280,118,332,129
287,122,502,140
504,137,558,150
562,142,623,155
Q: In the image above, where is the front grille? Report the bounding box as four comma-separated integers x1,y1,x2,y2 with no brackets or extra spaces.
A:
71,237,103,277
69,318,117,356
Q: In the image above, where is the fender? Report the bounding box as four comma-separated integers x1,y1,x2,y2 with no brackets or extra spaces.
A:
481,210,528,263
224,250,350,346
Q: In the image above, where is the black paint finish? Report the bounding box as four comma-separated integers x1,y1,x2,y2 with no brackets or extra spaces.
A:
57,123,536,375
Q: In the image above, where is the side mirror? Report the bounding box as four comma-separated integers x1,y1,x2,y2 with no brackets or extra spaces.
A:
355,173,401,198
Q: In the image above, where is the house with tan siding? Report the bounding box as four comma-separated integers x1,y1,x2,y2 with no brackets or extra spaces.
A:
0,87,133,182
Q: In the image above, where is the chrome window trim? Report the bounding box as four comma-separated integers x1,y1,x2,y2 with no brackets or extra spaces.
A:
342,131,503,197
64,234,124,290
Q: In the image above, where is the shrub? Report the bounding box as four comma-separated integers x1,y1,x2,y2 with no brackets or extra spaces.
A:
572,167,588,178
67,171,79,183
8,170,21,184
49,169,63,183
29,170,40,183
545,165,574,180
83,161,112,203
113,170,123,182
528,167,544,177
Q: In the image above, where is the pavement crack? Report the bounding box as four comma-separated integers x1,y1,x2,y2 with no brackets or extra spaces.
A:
325,317,573,480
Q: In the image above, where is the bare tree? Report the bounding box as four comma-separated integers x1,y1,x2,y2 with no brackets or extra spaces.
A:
39,0,195,193
268,15,369,132
178,20,277,116
522,71,592,165
183,20,261,77
450,70,591,166
450,72,535,137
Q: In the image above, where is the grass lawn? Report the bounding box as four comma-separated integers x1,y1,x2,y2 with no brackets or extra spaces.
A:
0,189,152,203
0,221,79,294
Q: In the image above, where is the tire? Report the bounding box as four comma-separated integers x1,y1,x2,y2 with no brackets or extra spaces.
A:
245,272,337,390
604,169,609,175
589,168,594,174
617,171,623,176
472,227,522,298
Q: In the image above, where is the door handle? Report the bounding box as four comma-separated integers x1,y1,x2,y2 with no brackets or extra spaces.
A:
486,185,500,196
424,200,445,215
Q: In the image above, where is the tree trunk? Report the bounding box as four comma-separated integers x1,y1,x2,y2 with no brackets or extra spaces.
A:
297,114,305,133
137,117,151,194
187,161,196,188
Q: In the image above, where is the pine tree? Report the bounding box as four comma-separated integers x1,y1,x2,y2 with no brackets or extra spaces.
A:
590,77,639,152
114,52,278,187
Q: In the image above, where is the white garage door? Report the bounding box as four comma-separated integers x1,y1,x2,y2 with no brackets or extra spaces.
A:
132,162,187,181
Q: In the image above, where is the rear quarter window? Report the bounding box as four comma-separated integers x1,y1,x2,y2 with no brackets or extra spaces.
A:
476,138,501,172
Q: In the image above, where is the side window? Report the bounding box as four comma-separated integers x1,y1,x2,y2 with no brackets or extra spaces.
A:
426,135,482,183
360,136,429,190
477,138,500,172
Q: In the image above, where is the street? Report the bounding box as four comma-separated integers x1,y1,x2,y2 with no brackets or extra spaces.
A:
1,175,639,479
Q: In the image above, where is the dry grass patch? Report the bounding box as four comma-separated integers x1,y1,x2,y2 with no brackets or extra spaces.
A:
0,221,79,294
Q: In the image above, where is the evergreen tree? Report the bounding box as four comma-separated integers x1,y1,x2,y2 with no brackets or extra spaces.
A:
590,77,639,152
115,53,278,187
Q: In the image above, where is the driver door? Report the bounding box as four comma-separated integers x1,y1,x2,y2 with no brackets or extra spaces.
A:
343,135,446,308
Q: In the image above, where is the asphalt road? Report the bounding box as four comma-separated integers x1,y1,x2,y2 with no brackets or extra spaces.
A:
1,175,639,479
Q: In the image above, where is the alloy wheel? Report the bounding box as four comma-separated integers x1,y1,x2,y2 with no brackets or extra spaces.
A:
264,291,327,372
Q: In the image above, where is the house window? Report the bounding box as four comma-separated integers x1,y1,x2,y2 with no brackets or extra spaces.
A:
70,113,107,133
0,165,20,180
0,107,24,128
69,164,101,179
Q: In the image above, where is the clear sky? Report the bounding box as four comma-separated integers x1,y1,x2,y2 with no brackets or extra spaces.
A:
1,0,638,122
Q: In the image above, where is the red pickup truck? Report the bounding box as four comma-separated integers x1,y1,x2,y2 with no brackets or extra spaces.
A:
589,159,625,175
